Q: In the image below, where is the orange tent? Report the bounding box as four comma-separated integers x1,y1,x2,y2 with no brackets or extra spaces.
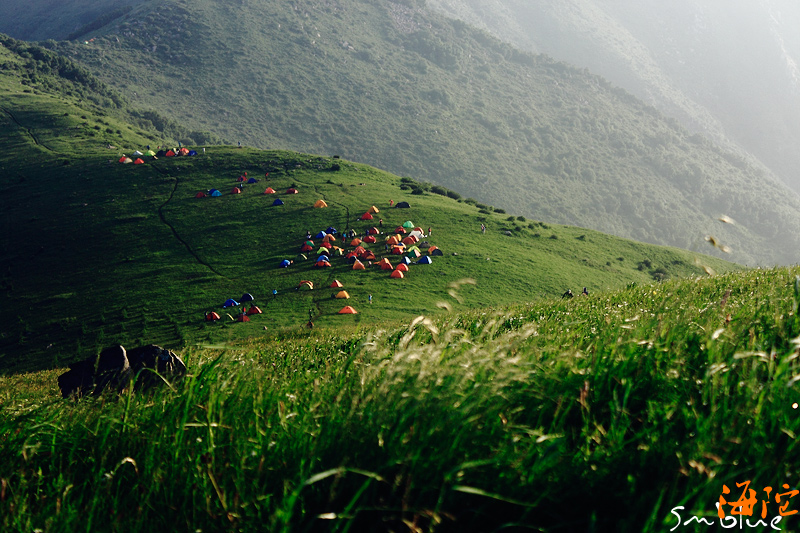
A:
367,227,380,235
368,205,380,214
352,260,366,270
363,236,377,244
205,312,221,321
362,251,376,261
264,187,276,194
178,148,190,156
396,263,409,272
360,212,373,220
395,227,406,234
390,270,404,279
322,234,336,243
133,158,145,165
380,260,393,271
246,306,263,315
386,235,400,245
231,188,242,194
236,314,251,322
338,306,358,314
402,236,417,246
391,246,405,255
330,280,344,288
350,238,362,247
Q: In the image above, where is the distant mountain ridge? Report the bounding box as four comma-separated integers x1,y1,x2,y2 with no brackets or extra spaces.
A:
3,0,800,265
425,0,800,196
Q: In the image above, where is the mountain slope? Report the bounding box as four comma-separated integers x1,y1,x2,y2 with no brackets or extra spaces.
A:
426,0,800,198
20,0,800,266
0,38,739,373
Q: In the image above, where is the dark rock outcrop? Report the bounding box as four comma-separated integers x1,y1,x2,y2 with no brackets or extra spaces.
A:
57,344,186,398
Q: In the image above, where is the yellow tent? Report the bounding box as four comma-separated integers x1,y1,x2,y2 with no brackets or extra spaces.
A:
335,291,351,299
314,199,328,208
368,205,380,214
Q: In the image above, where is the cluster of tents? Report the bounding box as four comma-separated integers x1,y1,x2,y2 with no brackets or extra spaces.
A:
282,218,440,286
204,292,262,322
295,279,358,315
119,147,199,165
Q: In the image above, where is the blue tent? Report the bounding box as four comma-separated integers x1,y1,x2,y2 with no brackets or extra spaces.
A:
326,227,338,235
315,231,327,239
209,189,221,197
247,178,257,184
401,256,412,265
316,255,330,262
223,298,239,308
417,256,433,265
272,198,285,206
188,150,198,156
241,293,254,302
279,259,291,268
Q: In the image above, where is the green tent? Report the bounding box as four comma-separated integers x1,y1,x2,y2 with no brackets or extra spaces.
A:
402,221,414,229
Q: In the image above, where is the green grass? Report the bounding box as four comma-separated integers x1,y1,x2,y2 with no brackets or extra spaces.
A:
3,267,800,531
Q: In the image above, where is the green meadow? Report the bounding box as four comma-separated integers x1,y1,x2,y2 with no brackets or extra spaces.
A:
3,23,799,533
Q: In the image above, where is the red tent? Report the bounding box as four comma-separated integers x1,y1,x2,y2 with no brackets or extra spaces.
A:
286,188,299,194
205,312,221,321
264,187,276,194
195,192,207,198
330,280,344,288
338,306,358,314
236,314,251,322
178,147,190,156
395,227,406,234
165,150,176,157
363,236,377,244
246,306,263,315
360,212,374,220
231,188,242,194
396,263,409,272
380,260,393,271
390,270,405,279
367,227,380,235
133,158,145,165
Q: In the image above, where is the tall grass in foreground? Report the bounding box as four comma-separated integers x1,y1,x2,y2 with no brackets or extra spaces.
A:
3,268,800,532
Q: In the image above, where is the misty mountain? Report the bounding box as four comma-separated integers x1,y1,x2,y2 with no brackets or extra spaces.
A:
426,0,800,195
4,0,800,265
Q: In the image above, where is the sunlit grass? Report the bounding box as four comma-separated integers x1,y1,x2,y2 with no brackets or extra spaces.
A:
4,267,800,531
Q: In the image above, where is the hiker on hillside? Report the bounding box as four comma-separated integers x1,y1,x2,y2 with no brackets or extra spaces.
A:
369,294,373,304
481,223,486,234
562,289,574,299
582,287,589,296
389,199,394,206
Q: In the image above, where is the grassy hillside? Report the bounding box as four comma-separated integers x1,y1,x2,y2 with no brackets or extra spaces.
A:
0,37,739,374
8,0,799,265
3,266,800,531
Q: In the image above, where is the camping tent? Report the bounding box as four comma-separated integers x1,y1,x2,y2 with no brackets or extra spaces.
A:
417,256,433,264
301,244,313,252
316,231,328,239
338,306,358,314
315,260,331,268
395,227,406,234
407,249,421,259
279,259,291,268
286,188,299,194
188,150,198,156
396,263,409,272
390,270,405,279
326,227,338,234
236,314,250,322
352,260,366,270
145,150,156,157
119,156,133,164
363,236,377,244
402,256,412,265
133,150,143,156
391,246,405,255
223,298,239,308
248,178,258,184
367,227,380,235
231,188,242,194
178,148,190,156
360,212,374,221
264,187,276,194
296,254,307,261
133,158,145,165
205,312,221,321
165,150,176,157
363,251,376,261
195,192,207,198
395,201,410,208
368,205,380,214
314,199,328,208
322,234,336,243
402,221,414,229
386,235,400,245
335,291,351,299
431,248,444,256
246,306,262,315
272,199,284,206
210,189,222,197
350,238,362,247
298,280,314,290
321,241,333,249
156,150,167,157
330,280,344,288
241,293,255,302
380,259,393,271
